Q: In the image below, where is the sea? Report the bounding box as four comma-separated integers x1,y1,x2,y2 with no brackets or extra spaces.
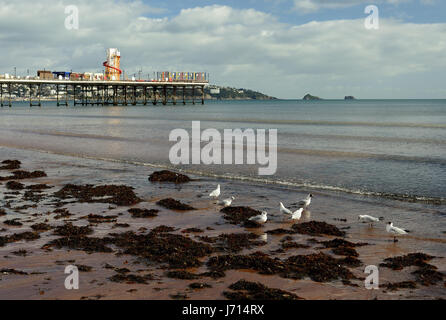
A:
0,99,445,239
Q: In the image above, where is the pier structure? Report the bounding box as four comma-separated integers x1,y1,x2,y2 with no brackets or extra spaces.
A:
0,79,207,107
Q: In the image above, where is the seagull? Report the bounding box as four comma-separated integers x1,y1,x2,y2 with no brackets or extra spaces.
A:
299,194,313,208
386,222,408,242
218,196,235,207
209,184,221,198
291,208,304,220
249,211,268,224
358,215,383,227
280,202,292,215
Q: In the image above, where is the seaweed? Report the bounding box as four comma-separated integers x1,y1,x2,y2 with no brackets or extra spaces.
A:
149,170,191,184
156,198,196,211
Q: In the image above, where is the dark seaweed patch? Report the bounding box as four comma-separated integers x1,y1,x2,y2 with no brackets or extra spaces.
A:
166,270,200,280
292,221,346,237
128,208,159,218
0,170,47,181
220,206,262,225
54,184,142,206
5,181,24,190
0,160,21,170
224,280,304,300
149,170,191,184
383,281,417,291
156,198,196,211
380,253,435,270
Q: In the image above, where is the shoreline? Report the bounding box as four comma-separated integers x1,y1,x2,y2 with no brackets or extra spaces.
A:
0,149,444,300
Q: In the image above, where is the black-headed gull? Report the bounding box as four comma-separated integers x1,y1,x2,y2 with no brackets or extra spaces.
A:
386,222,408,242
299,194,313,208
291,208,304,220
280,202,292,215
249,211,268,224
358,215,383,227
209,184,220,198
218,196,235,207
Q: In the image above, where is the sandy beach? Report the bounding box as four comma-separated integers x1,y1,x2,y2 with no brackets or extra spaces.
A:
1,149,444,300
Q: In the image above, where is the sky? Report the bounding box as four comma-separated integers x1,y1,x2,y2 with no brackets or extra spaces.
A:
0,0,445,99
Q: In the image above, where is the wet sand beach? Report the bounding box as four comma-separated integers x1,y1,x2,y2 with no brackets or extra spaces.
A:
0,148,444,300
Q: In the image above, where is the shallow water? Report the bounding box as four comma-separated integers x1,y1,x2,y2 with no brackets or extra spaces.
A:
1,99,445,223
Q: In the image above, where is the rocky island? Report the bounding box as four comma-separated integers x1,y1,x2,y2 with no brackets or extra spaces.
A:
303,94,322,101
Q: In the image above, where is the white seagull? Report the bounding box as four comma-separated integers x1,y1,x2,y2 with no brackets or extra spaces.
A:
218,196,235,207
386,222,408,242
209,184,221,198
299,194,313,208
249,211,268,224
291,208,304,220
280,202,292,215
358,215,382,227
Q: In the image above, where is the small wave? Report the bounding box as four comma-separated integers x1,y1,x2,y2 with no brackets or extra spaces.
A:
1,145,445,205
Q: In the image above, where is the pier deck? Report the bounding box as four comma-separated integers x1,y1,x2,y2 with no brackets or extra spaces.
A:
0,79,208,107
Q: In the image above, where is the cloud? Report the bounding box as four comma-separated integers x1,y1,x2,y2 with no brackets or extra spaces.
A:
293,0,424,13
0,1,445,98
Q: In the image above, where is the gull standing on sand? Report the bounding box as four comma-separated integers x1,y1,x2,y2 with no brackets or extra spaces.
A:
358,215,383,227
209,184,221,198
291,208,304,220
218,196,235,207
386,222,408,242
299,194,313,208
249,211,268,224
280,202,292,215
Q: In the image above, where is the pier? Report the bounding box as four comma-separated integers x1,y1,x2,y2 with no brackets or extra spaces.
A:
0,79,208,107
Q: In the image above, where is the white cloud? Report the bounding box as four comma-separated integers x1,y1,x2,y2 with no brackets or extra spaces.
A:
293,0,423,13
0,1,445,98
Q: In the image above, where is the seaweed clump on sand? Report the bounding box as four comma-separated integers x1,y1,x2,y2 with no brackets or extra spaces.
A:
292,221,346,237
5,181,25,190
53,223,93,237
0,160,21,170
220,207,262,225
0,231,40,247
380,253,435,270
380,253,444,287
0,209,6,216
412,264,444,286
207,251,357,283
149,170,191,184
45,236,113,253
207,252,286,277
26,184,51,190
166,270,200,280
45,223,113,253
200,233,265,253
30,223,53,232
54,184,142,206
223,280,304,301
81,214,118,223
4,219,23,226
156,198,196,211
383,281,417,291
109,273,153,284
0,170,47,181
110,227,214,269
128,208,159,218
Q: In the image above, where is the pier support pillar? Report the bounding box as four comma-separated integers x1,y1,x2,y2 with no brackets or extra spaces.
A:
162,86,167,105
183,86,186,105
192,86,195,105
173,86,177,105
153,86,158,105
202,86,205,105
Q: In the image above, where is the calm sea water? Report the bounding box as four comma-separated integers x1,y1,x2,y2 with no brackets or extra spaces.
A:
0,99,445,205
